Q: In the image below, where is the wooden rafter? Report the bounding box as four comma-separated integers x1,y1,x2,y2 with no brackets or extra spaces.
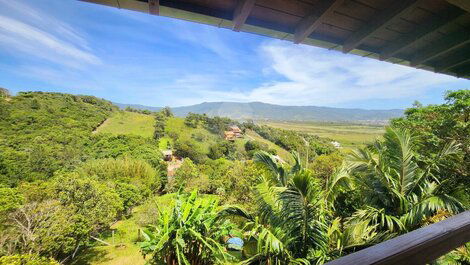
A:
294,0,345,44
342,0,419,53
446,0,470,13
410,30,470,66
432,47,470,72
380,7,464,60
148,0,159,15
232,0,256,32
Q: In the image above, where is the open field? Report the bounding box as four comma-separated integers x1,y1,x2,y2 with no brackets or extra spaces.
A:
259,121,384,150
94,111,154,138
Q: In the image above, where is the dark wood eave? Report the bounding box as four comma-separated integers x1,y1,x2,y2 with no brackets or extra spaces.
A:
80,0,470,79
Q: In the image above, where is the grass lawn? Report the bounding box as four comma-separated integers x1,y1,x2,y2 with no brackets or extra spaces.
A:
259,121,384,150
94,111,154,138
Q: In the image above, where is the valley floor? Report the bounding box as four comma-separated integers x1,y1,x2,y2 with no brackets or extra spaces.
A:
259,121,384,150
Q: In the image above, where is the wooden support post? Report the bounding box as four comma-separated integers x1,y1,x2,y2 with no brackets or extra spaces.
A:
148,0,159,15
232,0,256,32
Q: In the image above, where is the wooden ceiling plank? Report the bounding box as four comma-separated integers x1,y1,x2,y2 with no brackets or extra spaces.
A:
410,30,470,66
446,0,470,13
433,48,470,72
342,0,419,53
148,0,159,15
232,0,256,31
380,7,465,60
294,0,346,44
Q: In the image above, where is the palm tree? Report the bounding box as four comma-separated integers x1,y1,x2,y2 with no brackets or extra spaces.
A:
222,151,353,264
139,191,234,265
346,127,463,235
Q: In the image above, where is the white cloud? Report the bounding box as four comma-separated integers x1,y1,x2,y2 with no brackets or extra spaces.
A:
0,1,99,69
241,41,462,105
155,40,464,107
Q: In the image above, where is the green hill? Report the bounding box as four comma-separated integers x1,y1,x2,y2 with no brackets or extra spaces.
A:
95,111,155,138
0,92,117,185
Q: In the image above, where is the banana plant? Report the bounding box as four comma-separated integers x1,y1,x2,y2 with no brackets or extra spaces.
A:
139,190,235,265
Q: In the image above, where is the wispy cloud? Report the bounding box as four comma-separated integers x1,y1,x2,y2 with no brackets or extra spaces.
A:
0,1,99,68
243,41,461,105
0,0,467,108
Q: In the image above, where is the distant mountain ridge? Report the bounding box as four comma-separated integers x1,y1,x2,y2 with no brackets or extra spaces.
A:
114,101,403,123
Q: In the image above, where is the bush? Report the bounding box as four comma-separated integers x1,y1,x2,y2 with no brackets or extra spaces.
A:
77,157,160,195
0,254,59,265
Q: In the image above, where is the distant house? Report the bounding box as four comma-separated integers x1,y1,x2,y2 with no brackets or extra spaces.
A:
162,150,173,161
331,141,341,148
224,125,243,141
224,131,235,141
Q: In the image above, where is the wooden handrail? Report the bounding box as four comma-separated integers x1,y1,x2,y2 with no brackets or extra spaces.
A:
325,211,470,265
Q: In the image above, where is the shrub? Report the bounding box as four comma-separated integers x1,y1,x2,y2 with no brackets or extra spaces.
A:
0,254,59,265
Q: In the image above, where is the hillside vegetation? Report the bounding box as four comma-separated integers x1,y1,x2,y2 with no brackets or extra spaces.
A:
0,90,468,265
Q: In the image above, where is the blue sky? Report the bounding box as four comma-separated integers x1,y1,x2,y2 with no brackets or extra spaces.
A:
0,0,468,109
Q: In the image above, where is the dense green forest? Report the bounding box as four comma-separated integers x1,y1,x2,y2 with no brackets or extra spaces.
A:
0,90,468,264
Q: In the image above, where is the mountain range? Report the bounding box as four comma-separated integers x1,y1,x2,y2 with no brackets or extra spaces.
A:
114,101,403,123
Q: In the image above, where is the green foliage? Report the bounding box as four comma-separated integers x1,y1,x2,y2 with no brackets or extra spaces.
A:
0,187,23,218
55,174,123,232
153,112,167,140
174,139,207,163
0,92,117,186
208,140,236,160
77,157,160,196
391,89,469,206
184,112,201,128
249,123,335,161
0,254,59,265
161,106,173,118
244,140,276,158
125,106,153,115
139,191,235,265
0,87,10,99
309,153,343,183
347,127,464,236
87,134,164,169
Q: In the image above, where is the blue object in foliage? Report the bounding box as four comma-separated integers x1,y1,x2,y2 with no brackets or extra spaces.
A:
226,237,244,250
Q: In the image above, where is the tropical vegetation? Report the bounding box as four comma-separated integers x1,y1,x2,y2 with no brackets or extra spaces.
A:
0,89,468,264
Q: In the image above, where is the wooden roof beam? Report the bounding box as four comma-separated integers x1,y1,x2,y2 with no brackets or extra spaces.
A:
294,0,345,44
148,0,159,15
380,6,465,61
232,0,256,32
446,0,470,13
432,46,470,72
342,0,419,53
410,30,470,66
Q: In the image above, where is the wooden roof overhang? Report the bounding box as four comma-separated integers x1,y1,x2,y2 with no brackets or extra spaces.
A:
81,0,470,79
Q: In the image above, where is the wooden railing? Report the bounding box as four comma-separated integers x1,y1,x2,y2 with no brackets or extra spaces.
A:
325,211,470,265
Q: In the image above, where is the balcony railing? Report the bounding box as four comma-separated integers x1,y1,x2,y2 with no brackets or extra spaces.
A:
325,211,470,265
